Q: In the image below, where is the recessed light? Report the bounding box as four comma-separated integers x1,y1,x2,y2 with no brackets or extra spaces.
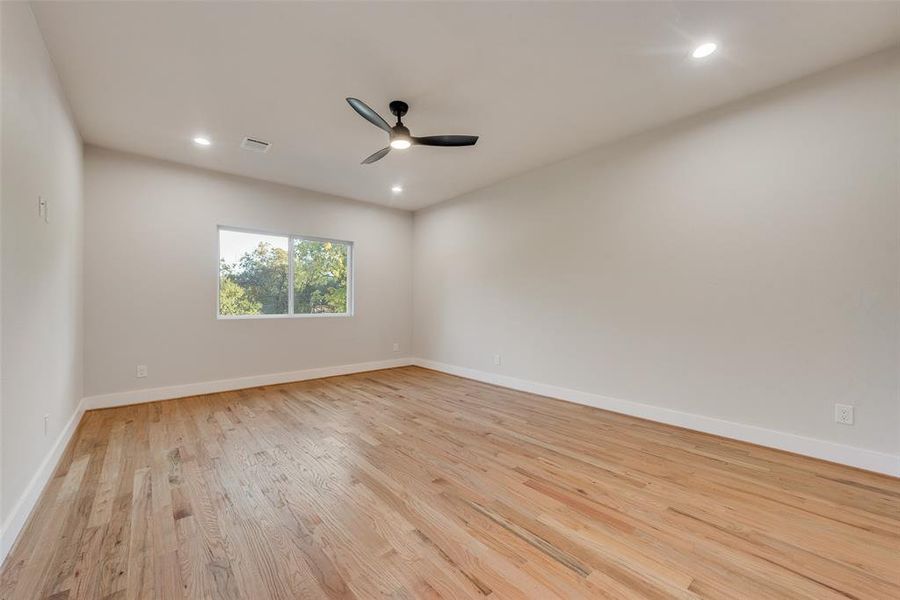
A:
692,42,717,59
391,185,403,193
193,136,211,146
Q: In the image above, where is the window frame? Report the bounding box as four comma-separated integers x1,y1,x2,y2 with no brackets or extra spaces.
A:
216,225,354,320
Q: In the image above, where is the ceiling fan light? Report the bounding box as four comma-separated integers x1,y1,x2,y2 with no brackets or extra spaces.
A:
390,138,411,150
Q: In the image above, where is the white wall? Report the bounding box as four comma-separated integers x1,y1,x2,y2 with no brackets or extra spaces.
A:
1,1,84,541
83,147,412,399
414,48,900,462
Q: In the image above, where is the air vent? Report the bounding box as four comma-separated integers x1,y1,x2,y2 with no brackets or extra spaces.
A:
240,137,270,153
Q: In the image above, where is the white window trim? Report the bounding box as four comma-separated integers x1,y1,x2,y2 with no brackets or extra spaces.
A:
216,225,354,320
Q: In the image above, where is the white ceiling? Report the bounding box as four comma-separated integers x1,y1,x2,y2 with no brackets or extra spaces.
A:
31,1,900,210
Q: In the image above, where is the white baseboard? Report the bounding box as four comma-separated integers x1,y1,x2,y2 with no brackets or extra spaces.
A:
1,396,88,565
83,357,414,410
413,358,900,478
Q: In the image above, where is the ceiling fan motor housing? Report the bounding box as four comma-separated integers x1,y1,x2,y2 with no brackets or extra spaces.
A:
392,123,411,138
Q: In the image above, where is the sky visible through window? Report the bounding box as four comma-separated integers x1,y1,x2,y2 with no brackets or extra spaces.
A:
219,229,286,264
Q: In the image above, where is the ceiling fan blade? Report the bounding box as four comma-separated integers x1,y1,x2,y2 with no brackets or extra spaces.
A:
346,98,392,133
361,146,391,164
413,135,478,147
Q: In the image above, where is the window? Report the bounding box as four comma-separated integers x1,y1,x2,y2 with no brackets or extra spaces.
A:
293,237,350,314
218,227,352,318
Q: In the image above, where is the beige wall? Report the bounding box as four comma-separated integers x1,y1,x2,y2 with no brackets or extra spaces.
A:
1,3,84,527
83,147,412,397
413,48,900,456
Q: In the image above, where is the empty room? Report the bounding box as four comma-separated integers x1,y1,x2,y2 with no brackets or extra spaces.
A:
2,1,899,598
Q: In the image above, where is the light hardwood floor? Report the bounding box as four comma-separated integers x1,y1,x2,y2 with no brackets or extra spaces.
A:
1,366,898,599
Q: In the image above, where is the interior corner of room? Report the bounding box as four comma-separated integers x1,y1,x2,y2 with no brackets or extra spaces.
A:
2,1,899,597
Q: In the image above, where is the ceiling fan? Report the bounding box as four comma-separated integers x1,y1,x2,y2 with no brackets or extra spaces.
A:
346,98,478,164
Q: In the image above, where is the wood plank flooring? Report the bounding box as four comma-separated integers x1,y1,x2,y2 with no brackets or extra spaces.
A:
1,366,898,599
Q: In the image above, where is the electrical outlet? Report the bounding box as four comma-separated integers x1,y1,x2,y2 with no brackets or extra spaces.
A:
38,196,48,223
392,342,400,352
834,404,854,425
493,354,502,366
136,364,148,378
43,414,49,436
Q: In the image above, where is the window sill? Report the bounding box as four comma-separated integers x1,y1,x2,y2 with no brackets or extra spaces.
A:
217,313,353,320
